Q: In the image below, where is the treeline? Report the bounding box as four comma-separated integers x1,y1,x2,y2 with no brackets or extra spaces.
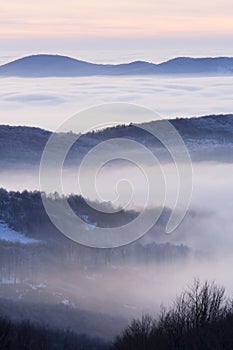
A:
0,188,189,283
1,115,233,169
0,188,189,256
70,113,233,146
112,280,233,350
0,188,137,234
2,280,233,349
0,316,107,350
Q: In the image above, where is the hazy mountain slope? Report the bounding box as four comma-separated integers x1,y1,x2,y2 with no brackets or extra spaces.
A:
0,125,50,166
0,54,111,77
156,57,233,74
0,55,233,77
0,298,124,340
0,114,233,167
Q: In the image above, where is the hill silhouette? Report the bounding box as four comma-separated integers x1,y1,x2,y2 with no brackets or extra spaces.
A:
0,55,233,77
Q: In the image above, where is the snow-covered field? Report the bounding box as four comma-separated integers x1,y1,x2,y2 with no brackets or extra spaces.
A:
0,221,39,245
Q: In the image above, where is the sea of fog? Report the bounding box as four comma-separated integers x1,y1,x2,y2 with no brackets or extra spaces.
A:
2,161,233,324
1,50,233,333
2,161,233,256
1,48,233,131
0,75,233,131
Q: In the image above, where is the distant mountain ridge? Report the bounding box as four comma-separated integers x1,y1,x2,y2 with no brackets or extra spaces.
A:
0,54,233,77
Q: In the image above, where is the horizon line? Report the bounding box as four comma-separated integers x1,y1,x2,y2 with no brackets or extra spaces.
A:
2,53,233,67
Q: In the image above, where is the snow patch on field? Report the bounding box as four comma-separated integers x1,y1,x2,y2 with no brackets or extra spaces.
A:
0,221,39,245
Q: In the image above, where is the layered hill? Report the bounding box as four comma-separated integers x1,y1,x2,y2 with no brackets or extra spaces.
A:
0,114,233,167
0,55,233,77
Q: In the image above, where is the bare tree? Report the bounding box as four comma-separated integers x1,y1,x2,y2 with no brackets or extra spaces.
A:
112,280,230,350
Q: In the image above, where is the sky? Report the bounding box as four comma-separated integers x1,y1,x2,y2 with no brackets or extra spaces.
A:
0,0,233,54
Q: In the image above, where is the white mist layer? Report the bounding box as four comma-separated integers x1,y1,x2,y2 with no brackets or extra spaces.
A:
0,76,233,130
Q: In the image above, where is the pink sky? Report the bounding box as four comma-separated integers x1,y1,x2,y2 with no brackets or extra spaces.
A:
0,0,232,52
1,0,233,37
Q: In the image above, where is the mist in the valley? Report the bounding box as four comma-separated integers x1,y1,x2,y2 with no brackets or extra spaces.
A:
1,159,233,338
1,75,233,131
